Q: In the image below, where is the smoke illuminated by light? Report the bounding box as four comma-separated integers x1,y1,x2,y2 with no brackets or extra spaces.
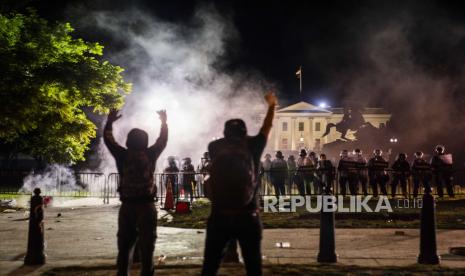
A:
77,7,271,172
318,102,328,108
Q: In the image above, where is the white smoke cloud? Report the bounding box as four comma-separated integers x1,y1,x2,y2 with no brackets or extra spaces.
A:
20,164,77,194
78,7,271,173
337,19,465,151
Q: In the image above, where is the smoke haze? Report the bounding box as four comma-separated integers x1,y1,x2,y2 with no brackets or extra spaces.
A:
74,6,272,172
63,2,465,168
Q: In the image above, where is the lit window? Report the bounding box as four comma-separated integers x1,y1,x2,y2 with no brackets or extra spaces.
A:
298,122,304,131
315,122,321,131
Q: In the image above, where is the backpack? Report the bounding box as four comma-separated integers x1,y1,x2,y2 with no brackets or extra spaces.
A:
119,150,156,198
208,141,256,209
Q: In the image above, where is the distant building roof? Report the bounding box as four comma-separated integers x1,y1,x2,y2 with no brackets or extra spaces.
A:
277,101,389,115
277,101,331,114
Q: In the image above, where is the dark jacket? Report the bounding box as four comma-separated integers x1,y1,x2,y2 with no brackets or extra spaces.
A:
104,121,168,202
392,160,411,176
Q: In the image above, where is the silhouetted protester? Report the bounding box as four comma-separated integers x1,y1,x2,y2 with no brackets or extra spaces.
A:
296,149,316,195
262,153,272,195
353,149,369,196
164,156,179,198
368,149,389,197
202,92,277,276
391,153,411,198
181,157,196,202
316,154,334,194
412,151,433,198
104,109,168,276
430,145,454,198
270,151,288,198
287,155,297,194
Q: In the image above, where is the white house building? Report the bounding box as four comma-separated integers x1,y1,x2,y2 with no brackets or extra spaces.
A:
266,101,391,153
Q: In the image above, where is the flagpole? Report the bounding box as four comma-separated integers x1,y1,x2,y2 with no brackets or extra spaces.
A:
299,65,302,96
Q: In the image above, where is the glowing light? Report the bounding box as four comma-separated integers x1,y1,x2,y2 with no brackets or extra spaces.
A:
318,102,327,108
390,138,398,143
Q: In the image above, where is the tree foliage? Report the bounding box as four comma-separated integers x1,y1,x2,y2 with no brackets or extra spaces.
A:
0,10,131,163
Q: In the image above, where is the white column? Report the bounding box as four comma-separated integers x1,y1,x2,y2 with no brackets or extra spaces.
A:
308,118,313,150
290,117,296,150
274,118,279,151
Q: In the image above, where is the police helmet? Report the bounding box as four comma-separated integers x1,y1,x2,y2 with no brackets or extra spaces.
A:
435,145,445,154
398,153,407,160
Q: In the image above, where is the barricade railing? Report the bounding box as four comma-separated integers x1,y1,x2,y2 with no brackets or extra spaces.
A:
1,169,463,204
0,171,105,198
259,168,463,197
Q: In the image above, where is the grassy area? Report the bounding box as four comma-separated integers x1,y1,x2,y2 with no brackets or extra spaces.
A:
42,263,465,275
159,197,465,229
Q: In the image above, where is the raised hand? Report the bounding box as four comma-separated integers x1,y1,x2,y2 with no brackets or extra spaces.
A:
157,110,167,123
264,91,278,107
108,109,122,123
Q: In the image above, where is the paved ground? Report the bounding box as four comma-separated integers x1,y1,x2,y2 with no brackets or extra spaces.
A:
1,202,465,275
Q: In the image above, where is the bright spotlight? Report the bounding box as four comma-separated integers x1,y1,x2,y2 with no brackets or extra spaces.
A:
318,102,327,108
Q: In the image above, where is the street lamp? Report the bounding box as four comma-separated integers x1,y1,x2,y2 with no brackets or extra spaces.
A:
390,138,398,143
319,102,328,108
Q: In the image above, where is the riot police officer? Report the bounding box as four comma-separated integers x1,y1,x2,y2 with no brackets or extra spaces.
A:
287,155,297,194
430,145,454,198
197,152,211,196
391,153,411,198
368,149,389,197
317,153,335,194
353,149,368,196
263,153,273,195
411,151,432,197
181,157,196,202
297,149,316,195
164,156,180,197
337,150,357,196
270,151,288,198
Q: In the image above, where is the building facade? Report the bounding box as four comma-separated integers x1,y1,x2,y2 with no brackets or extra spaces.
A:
266,101,391,153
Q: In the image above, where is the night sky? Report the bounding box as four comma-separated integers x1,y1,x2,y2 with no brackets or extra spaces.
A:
26,0,465,107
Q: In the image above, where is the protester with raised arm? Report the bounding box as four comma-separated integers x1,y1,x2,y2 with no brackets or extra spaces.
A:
202,92,277,276
104,109,168,276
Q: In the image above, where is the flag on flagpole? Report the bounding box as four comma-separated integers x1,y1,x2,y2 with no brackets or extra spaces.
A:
296,66,302,95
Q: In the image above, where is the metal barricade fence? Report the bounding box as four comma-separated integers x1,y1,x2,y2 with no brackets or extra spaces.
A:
259,168,464,197
103,172,208,204
0,170,105,198
0,170,31,194
1,169,463,203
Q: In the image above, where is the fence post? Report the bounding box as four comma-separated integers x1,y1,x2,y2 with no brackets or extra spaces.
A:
24,188,46,265
317,187,338,263
417,186,440,264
